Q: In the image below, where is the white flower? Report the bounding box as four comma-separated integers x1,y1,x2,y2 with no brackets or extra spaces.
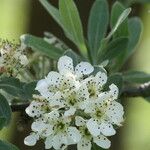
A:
58,56,94,78
75,116,111,150
24,133,39,146
82,71,107,99
86,85,124,137
0,39,28,76
44,110,81,149
25,55,124,150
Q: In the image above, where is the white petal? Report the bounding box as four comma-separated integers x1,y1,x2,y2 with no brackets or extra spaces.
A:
57,56,74,75
64,107,76,117
86,118,100,137
35,79,49,92
45,136,53,149
95,71,107,87
52,134,63,149
50,92,65,107
106,101,124,125
67,127,81,143
99,121,116,136
109,84,119,100
46,71,61,86
75,62,94,77
77,138,91,150
93,135,111,149
75,116,86,126
77,83,89,101
52,133,68,149
25,101,44,118
45,110,60,122
84,102,96,114
35,79,52,98
31,121,46,133
24,133,39,146
42,124,54,137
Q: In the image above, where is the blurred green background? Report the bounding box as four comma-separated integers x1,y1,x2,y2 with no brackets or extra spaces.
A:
0,0,150,150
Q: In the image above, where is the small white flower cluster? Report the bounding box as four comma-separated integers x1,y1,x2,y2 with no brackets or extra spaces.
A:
0,39,28,76
24,56,124,150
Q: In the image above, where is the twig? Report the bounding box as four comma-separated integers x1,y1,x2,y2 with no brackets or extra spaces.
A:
10,82,150,112
10,103,30,112
122,82,150,98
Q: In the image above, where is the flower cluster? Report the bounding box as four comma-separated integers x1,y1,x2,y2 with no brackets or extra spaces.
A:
24,56,124,150
0,39,28,76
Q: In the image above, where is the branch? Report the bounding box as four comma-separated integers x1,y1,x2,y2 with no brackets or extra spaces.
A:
10,103,29,112
10,82,150,112
122,82,150,98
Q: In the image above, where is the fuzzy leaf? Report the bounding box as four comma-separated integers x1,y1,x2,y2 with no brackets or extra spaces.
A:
0,94,11,129
98,37,128,63
0,77,36,100
21,34,64,59
59,0,87,56
126,17,143,59
0,140,19,150
39,0,62,26
111,1,129,38
88,0,109,62
107,8,131,40
123,71,150,83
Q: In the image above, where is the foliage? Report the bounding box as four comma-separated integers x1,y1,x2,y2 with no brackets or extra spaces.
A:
0,0,150,149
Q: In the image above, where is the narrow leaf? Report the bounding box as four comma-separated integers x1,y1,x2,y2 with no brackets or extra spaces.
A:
0,140,19,150
21,34,64,59
111,1,129,38
123,71,150,83
0,77,36,100
0,77,24,98
88,0,109,62
59,0,87,56
126,17,142,59
107,8,131,40
98,37,128,63
39,0,62,26
0,94,11,129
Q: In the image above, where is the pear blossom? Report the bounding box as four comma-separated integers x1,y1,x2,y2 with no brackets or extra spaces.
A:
86,84,124,137
24,55,124,150
0,39,28,76
75,116,111,150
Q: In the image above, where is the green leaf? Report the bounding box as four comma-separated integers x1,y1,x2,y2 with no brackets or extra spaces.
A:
104,74,123,95
109,17,142,71
123,71,150,83
111,1,129,38
0,140,19,150
107,8,131,40
0,94,11,129
39,0,62,27
21,34,64,59
98,37,128,63
59,0,87,56
0,77,36,100
0,77,24,98
22,81,37,100
88,0,109,62
63,49,81,66
126,17,142,59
